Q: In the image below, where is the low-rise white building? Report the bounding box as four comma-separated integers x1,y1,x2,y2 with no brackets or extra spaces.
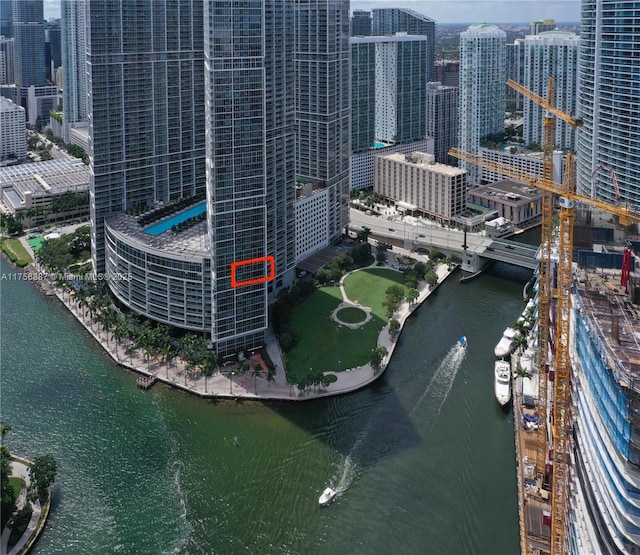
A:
374,151,466,224
0,96,27,161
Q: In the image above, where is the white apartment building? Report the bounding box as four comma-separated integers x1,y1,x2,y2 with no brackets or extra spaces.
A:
458,23,506,184
374,151,466,224
479,147,564,185
523,30,579,151
0,95,26,160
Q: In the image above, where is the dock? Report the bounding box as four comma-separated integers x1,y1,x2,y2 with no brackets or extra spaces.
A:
136,374,158,390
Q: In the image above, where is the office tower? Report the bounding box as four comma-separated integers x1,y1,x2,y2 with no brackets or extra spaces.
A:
426,82,458,166
576,1,640,208
45,23,61,82
351,39,376,154
87,0,206,274
0,95,26,159
372,7,435,82
458,23,506,184
522,31,579,151
530,19,555,35
506,39,524,111
61,0,86,142
0,35,14,83
12,0,45,86
351,9,371,36
294,0,350,259
1,0,11,37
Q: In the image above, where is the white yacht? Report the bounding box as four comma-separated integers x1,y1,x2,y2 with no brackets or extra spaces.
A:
494,360,512,406
494,327,518,358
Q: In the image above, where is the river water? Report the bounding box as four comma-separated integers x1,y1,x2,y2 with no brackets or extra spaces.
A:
1,256,531,554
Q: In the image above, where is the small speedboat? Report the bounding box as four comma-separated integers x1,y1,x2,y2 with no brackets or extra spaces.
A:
458,336,467,348
319,487,337,506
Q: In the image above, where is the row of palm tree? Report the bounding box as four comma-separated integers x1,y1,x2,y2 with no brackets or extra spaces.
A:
54,279,219,388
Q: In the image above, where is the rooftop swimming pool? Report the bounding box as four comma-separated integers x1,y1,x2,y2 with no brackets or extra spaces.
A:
374,141,386,149
143,202,207,236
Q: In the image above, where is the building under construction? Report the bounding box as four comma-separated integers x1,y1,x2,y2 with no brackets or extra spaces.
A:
513,211,640,554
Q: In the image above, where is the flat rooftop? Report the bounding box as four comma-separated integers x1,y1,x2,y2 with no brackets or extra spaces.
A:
0,158,89,198
469,179,542,203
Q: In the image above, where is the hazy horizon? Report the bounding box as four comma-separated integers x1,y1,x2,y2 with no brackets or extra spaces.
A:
44,0,579,26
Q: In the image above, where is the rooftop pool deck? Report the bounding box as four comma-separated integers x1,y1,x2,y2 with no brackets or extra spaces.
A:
143,202,207,236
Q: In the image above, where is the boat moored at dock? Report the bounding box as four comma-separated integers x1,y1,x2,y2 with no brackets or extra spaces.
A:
494,360,511,406
494,327,518,358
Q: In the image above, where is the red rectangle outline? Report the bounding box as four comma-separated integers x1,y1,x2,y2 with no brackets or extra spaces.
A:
230,255,275,288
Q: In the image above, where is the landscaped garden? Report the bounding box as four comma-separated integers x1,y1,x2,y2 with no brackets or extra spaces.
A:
284,267,409,383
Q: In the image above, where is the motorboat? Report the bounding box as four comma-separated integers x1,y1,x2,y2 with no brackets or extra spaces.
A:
319,487,337,506
494,327,518,358
494,360,512,406
458,336,467,348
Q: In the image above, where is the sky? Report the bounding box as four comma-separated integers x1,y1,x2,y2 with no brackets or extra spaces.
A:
44,0,580,25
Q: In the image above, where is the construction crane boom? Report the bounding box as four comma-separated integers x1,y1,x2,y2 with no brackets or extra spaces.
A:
448,148,640,224
506,79,584,129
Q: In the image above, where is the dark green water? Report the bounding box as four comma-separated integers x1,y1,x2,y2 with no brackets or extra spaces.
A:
1,258,529,554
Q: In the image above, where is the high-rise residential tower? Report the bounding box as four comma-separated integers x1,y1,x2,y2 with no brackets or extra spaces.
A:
1,0,12,38
576,1,640,208
294,0,350,261
89,0,347,355
458,23,506,184
522,30,579,151
87,0,206,274
12,0,45,86
61,0,87,143
372,7,435,82
505,39,524,111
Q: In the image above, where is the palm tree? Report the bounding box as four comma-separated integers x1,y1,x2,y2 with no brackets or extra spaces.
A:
252,363,263,393
405,288,419,306
370,346,388,374
202,351,218,393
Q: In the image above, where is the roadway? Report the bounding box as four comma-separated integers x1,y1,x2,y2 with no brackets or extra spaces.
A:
349,209,538,270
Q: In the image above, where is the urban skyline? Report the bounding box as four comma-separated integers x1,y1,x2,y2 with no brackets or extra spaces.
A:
43,0,580,25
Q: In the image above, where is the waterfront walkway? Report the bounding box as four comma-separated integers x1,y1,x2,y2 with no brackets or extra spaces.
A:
29,244,454,401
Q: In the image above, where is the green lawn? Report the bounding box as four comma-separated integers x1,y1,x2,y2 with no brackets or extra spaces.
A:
1,238,33,266
27,236,45,253
8,477,24,499
285,268,407,382
336,306,367,323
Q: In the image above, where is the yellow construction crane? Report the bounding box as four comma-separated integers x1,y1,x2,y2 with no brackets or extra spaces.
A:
449,77,640,555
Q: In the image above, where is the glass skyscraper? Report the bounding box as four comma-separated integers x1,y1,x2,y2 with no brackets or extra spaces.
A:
576,0,640,208
12,0,45,86
61,0,87,142
88,0,347,355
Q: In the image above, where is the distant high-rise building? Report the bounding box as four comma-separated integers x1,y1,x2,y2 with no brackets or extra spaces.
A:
351,9,371,36
350,39,376,154
12,0,45,86
576,2,640,208
352,34,427,147
506,39,524,111
61,0,86,142
45,23,61,82
372,7,435,82
0,0,12,38
0,35,14,84
458,23,506,183
434,59,459,88
426,82,458,166
522,30,579,151
529,19,555,35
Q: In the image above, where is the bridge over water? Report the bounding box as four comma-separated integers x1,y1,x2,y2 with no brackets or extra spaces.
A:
349,210,539,273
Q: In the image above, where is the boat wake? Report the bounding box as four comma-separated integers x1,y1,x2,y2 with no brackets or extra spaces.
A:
325,421,371,500
410,340,467,429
